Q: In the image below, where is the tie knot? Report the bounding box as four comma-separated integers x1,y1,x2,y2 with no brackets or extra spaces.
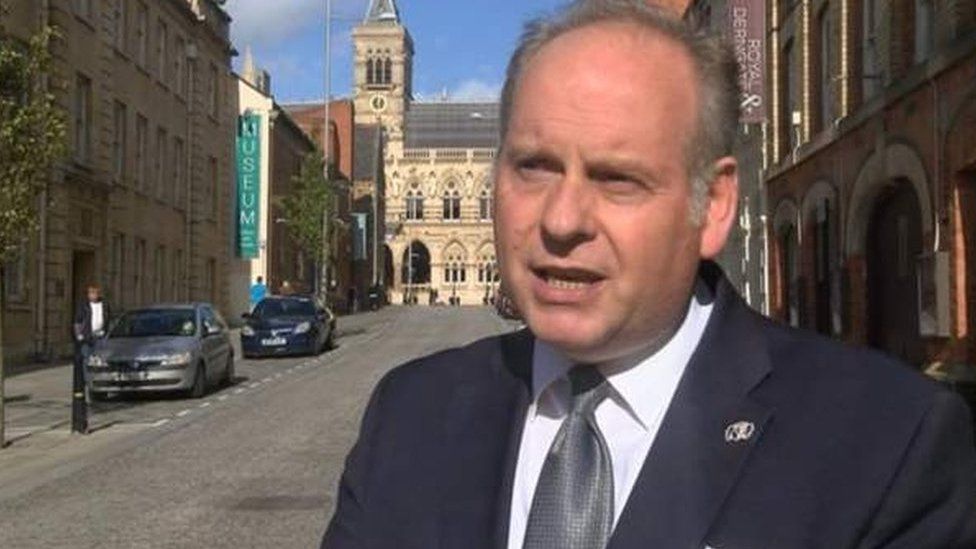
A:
568,366,610,415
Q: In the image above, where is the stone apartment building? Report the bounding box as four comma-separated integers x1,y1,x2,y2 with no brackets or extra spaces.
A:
0,0,236,363
764,0,976,368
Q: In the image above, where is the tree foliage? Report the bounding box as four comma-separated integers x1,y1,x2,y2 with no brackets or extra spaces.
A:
0,16,66,263
278,151,335,268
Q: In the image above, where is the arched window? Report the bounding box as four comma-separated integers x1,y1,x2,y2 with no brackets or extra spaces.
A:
383,57,392,84
405,186,424,220
365,58,375,85
443,182,461,220
477,254,499,283
443,251,466,283
478,188,492,220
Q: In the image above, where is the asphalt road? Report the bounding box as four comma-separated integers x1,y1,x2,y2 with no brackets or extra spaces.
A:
0,306,516,548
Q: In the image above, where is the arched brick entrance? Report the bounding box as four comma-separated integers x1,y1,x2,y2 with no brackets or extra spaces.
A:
865,180,924,366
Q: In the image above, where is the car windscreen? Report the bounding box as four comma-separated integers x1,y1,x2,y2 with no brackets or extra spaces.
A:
109,309,197,338
252,299,316,318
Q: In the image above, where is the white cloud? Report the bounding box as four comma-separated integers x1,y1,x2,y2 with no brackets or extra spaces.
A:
449,79,502,102
226,0,367,48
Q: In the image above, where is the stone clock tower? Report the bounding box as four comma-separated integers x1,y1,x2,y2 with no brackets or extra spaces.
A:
352,0,413,146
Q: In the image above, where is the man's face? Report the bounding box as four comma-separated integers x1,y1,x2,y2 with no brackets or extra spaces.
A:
87,287,101,302
494,23,726,364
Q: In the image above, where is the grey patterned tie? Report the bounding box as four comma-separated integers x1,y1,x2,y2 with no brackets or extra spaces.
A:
523,366,614,549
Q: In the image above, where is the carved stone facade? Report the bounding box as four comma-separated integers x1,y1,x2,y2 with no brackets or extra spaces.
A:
353,0,499,306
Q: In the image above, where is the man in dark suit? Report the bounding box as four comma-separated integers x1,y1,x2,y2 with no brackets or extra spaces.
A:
322,2,976,547
73,284,110,347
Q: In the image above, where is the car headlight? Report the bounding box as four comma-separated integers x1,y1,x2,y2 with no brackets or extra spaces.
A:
294,321,311,334
241,325,255,337
86,354,108,368
157,351,193,367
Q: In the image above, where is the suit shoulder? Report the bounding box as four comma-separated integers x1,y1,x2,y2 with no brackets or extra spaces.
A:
376,330,521,394
756,315,947,416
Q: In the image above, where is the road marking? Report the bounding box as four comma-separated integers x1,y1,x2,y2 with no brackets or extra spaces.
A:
151,419,170,427
198,402,211,409
176,410,191,418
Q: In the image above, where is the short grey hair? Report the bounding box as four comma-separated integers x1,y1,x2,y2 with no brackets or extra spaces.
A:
498,0,741,221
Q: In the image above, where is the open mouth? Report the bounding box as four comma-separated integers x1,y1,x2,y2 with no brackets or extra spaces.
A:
533,267,605,290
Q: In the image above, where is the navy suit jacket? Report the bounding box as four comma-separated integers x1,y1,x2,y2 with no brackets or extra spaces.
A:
323,265,976,548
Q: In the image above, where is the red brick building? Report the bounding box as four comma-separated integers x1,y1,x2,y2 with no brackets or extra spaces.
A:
284,100,364,311
766,0,976,368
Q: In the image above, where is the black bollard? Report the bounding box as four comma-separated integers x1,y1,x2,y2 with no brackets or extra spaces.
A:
71,347,88,434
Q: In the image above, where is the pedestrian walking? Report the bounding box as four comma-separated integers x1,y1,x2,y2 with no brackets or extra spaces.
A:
249,276,268,309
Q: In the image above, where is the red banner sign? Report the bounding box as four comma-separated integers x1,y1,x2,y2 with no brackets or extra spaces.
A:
728,0,766,123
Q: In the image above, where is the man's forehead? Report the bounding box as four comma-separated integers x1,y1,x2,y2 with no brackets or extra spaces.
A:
531,19,691,65
517,21,698,105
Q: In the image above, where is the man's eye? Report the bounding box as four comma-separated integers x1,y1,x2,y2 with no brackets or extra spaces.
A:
591,170,644,193
516,157,561,180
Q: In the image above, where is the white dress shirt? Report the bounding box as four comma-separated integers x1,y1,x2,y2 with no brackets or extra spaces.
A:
90,301,105,335
507,297,713,549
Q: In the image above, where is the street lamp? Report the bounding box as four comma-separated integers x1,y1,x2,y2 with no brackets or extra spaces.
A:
406,240,413,304
320,0,333,305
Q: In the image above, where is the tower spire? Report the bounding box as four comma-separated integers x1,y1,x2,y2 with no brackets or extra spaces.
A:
364,0,400,24
242,45,257,84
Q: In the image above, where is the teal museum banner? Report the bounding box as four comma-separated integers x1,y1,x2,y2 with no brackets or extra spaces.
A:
237,113,261,259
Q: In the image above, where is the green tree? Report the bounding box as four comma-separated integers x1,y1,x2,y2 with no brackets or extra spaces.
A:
278,151,335,300
0,7,68,447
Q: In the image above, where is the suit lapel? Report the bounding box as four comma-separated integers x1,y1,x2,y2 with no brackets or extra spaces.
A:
437,329,533,549
609,270,774,549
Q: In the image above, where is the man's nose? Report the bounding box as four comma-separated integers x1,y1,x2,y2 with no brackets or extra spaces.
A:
540,172,595,253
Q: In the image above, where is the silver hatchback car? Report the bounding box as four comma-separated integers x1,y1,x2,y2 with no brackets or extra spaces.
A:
86,303,234,399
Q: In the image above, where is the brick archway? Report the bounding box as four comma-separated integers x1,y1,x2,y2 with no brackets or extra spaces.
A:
845,142,933,259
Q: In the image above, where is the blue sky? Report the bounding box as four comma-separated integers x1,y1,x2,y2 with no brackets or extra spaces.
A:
225,0,567,104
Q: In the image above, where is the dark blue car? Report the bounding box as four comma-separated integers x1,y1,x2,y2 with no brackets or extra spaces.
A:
240,296,336,358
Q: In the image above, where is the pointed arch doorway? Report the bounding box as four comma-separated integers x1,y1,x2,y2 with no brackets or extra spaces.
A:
865,180,925,366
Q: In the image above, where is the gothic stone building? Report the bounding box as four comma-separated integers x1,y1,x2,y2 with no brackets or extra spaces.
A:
354,0,500,306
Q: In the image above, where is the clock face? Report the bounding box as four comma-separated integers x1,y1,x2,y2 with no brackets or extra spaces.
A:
370,95,388,113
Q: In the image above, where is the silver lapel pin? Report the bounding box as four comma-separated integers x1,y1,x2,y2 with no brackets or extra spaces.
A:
724,420,755,443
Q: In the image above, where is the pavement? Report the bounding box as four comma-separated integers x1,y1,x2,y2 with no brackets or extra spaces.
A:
0,305,518,548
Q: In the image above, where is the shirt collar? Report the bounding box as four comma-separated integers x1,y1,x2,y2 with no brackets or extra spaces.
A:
530,296,713,430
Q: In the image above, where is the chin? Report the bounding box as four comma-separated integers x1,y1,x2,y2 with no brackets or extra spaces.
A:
523,307,613,361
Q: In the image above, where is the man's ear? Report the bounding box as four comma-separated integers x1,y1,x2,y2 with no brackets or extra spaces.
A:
699,156,739,260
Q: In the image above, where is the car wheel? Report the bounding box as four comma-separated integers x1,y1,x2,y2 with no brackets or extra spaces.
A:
224,354,235,386
189,362,207,399
325,329,336,351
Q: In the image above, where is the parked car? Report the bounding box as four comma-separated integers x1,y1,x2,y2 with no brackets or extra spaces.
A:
85,303,234,399
240,295,336,358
